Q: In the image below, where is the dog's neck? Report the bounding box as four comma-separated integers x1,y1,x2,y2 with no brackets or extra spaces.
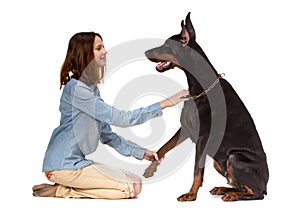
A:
184,68,220,96
184,71,203,95
181,43,219,96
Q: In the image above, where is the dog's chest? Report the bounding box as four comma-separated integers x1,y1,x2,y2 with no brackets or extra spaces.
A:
180,101,201,143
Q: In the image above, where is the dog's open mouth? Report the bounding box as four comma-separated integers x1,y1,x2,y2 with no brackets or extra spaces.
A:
156,60,172,72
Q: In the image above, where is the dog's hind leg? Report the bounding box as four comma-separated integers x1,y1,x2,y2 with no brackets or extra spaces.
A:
143,128,188,178
220,154,266,201
210,160,237,195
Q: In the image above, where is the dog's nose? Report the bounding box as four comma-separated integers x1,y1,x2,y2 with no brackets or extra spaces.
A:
145,50,150,57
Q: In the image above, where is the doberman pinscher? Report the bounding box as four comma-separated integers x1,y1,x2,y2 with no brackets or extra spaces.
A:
143,12,269,202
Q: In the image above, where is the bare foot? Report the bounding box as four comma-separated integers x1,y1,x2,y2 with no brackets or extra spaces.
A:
123,171,142,198
32,183,58,197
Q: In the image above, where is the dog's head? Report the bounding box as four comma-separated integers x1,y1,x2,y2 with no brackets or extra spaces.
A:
145,12,196,73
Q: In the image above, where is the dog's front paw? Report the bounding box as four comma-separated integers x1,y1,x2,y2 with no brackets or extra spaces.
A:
143,160,159,178
177,192,197,202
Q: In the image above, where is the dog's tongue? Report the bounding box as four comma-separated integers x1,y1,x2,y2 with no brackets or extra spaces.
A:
156,60,171,71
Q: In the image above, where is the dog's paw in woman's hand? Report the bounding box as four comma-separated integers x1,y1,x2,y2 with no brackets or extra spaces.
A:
143,160,160,178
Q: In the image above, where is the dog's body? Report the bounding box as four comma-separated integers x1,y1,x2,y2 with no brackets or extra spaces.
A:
144,12,269,202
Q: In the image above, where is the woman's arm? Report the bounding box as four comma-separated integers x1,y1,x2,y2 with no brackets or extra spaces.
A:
72,82,188,127
99,122,153,160
159,90,190,109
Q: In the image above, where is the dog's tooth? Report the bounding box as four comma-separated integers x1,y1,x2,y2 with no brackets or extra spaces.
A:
163,61,171,67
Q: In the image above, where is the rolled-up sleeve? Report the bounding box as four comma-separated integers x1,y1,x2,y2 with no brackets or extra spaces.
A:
100,123,146,160
72,83,163,127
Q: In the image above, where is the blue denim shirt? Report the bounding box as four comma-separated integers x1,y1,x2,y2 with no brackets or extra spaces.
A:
42,79,163,172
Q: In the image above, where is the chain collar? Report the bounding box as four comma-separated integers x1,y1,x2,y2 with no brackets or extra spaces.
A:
187,73,225,100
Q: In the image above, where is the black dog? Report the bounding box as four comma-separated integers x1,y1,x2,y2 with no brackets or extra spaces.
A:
143,12,269,202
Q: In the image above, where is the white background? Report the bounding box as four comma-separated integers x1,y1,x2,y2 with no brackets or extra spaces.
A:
1,0,299,219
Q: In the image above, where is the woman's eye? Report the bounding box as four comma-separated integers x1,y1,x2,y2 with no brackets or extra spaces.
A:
95,45,104,51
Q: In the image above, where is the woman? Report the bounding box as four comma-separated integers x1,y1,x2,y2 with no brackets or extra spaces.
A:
32,32,189,199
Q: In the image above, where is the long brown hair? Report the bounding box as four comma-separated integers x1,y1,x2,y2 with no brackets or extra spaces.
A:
60,32,102,89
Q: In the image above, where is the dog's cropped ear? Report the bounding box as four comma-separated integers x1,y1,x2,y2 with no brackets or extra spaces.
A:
180,20,190,47
185,12,196,41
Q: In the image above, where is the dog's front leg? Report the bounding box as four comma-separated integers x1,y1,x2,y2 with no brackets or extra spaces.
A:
177,135,208,201
177,168,204,201
143,128,188,178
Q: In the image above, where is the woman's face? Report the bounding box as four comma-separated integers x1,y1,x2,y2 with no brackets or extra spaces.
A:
93,36,107,67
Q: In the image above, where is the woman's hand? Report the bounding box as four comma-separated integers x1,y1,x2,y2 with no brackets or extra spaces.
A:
160,90,190,109
143,150,159,161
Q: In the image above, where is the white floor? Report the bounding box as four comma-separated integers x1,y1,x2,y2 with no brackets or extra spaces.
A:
8,151,296,220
